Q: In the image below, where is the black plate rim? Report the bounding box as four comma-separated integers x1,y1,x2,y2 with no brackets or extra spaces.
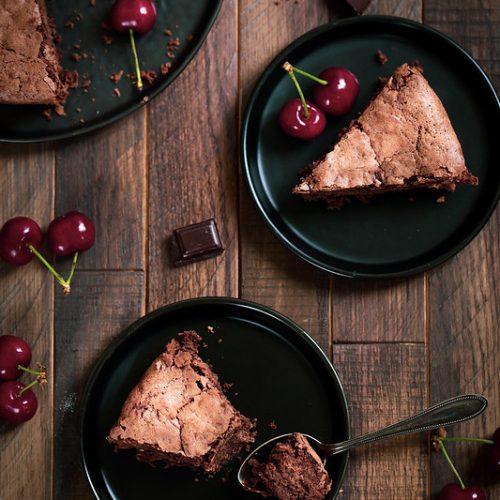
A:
79,296,350,500
0,0,224,144
240,15,500,279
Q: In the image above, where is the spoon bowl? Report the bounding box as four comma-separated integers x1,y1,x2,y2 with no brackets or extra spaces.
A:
238,394,488,493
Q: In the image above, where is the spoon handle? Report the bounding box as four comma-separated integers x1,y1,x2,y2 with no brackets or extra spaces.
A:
323,394,488,457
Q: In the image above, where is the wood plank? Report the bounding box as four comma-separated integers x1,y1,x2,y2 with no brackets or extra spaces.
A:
333,343,427,499
238,0,332,353
53,271,144,499
424,0,500,496
331,277,425,342
55,110,147,270
0,144,55,500
147,0,239,307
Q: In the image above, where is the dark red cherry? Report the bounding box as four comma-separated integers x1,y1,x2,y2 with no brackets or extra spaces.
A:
312,67,360,116
47,211,95,257
438,483,486,500
488,443,500,470
0,217,42,266
0,335,32,381
110,0,157,34
0,380,38,424
279,98,326,140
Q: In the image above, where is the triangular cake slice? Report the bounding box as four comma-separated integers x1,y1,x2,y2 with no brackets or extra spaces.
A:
0,0,68,105
293,63,478,208
107,331,256,473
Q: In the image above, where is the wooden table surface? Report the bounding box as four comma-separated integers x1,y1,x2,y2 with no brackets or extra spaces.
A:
1,0,498,499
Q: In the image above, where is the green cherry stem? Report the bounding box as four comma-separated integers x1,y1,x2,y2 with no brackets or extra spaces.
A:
438,440,466,490
283,62,309,119
286,64,328,85
66,252,79,286
443,437,495,445
28,244,71,295
17,365,44,377
129,28,143,90
17,378,42,396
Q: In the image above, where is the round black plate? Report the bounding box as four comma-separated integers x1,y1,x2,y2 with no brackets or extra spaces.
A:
241,16,500,278
0,0,222,142
81,297,349,500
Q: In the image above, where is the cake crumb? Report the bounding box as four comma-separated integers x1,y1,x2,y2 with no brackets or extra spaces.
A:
141,95,149,104
164,29,172,36
376,49,388,65
113,88,121,97
141,70,157,85
268,420,278,430
101,33,113,45
436,195,446,204
207,326,215,334
89,0,96,5
54,104,66,117
76,107,81,113
187,34,193,42
222,383,234,392
82,78,92,89
42,108,53,121
65,20,74,29
109,70,124,82
71,52,82,62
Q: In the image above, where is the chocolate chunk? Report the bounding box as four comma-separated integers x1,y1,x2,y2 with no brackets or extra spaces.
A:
173,218,224,266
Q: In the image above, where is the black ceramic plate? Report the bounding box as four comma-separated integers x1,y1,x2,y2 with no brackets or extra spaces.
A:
0,0,222,142
241,16,500,278
81,297,349,500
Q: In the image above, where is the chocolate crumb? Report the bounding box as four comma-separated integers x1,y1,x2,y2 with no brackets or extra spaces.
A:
101,33,113,45
222,383,233,392
114,88,121,97
76,107,81,113
187,34,193,42
141,70,157,85
82,78,92,89
54,104,66,117
141,96,149,104
166,51,175,59
160,62,172,75
109,70,124,82
73,43,81,49
42,108,53,121
80,118,85,124
436,195,446,204
376,49,388,65
89,0,96,5
268,421,278,430
207,326,215,334
65,20,74,29
71,52,82,62
164,29,172,36
62,69,79,89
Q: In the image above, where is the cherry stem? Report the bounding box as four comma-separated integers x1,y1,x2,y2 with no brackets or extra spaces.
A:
288,64,328,85
443,437,495,445
438,440,466,490
282,62,309,119
28,244,70,294
129,28,143,90
16,365,44,377
17,378,40,396
66,252,79,286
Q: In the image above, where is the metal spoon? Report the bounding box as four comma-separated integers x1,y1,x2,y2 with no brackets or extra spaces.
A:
238,394,488,491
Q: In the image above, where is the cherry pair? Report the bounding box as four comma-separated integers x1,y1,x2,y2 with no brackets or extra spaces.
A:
109,0,157,90
0,335,44,424
279,62,359,140
0,212,95,294
434,427,500,499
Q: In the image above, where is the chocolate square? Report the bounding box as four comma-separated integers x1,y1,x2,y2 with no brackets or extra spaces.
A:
172,218,224,266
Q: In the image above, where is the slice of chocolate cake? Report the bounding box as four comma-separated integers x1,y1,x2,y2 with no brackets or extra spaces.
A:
243,433,332,500
0,0,68,105
293,64,478,208
107,331,256,473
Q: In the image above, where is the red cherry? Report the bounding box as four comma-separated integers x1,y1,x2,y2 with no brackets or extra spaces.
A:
0,380,38,424
0,335,32,381
438,484,486,500
0,217,42,266
47,211,95,257
110,0,157,34
279,98,326,140
312,67,360,116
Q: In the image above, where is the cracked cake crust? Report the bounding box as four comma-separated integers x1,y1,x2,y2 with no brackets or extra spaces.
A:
0,0,68,105
106,331,256,473
293,64,478,208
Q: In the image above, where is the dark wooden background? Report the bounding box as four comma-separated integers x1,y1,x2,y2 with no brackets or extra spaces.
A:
0,0,498,498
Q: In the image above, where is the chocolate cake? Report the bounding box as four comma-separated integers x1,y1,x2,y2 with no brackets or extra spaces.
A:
293,64,478,208
107,331,256,473
243,433,332,500
0,0,68,105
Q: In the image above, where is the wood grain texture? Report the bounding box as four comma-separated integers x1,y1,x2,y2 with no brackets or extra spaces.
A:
0,144,55,500
424,1,499,497
147,0,239,308
238,0,332,353
333,343,428,499
331,277,425,342
54,271,144,500
55,110,147,270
